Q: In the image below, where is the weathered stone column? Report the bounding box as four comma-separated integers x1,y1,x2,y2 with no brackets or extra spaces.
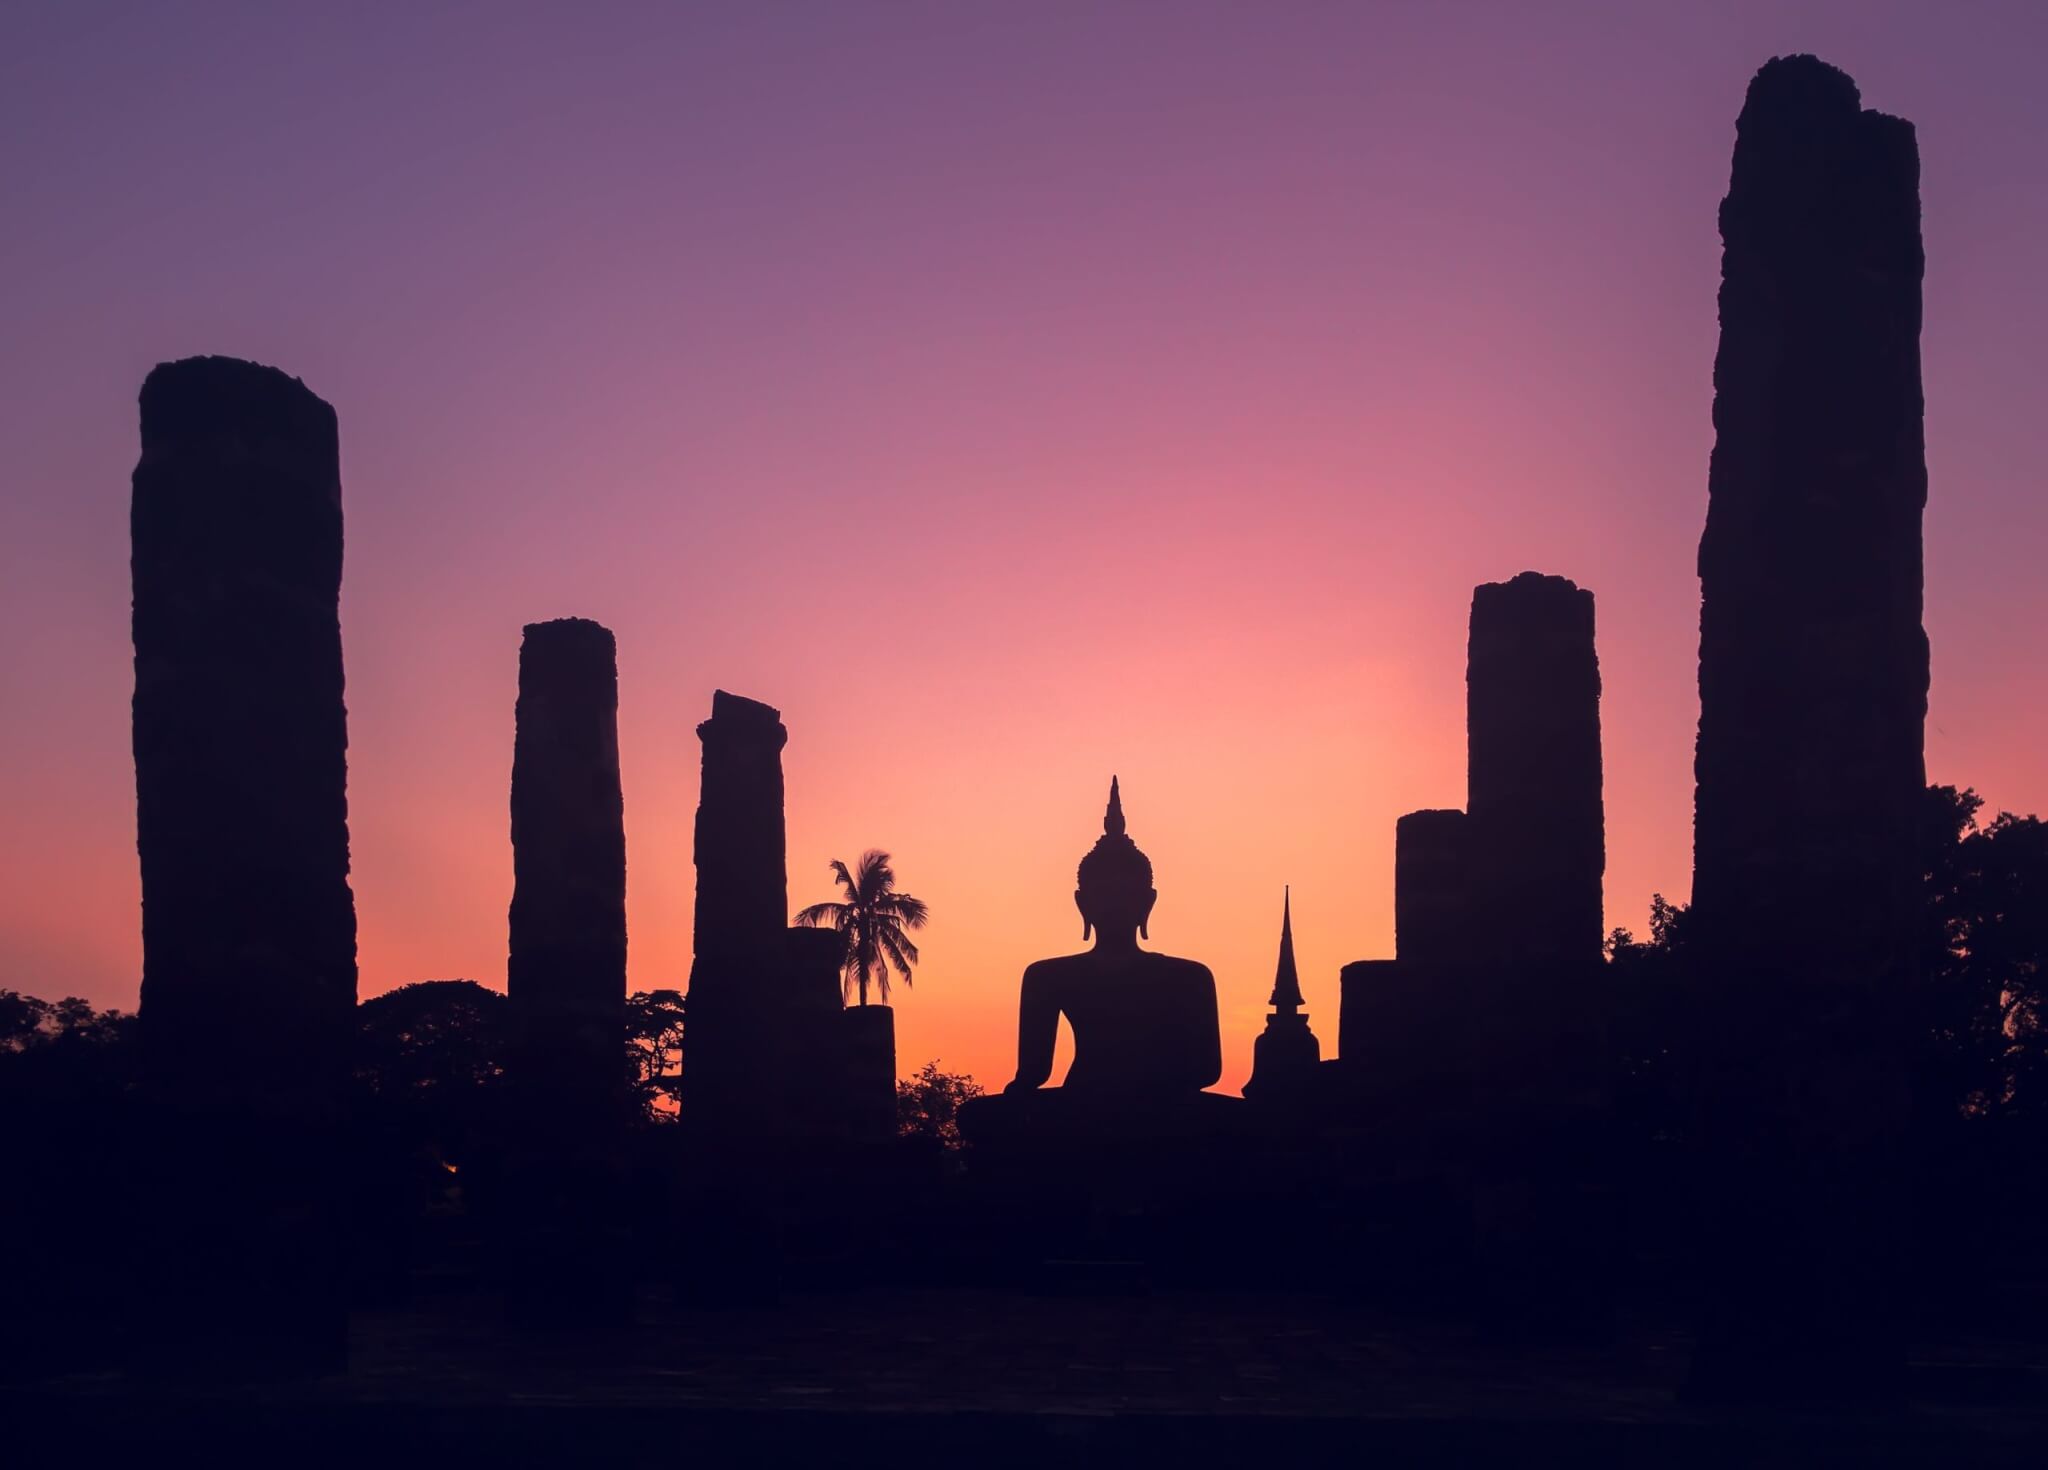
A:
681,690,790,1128
508,618,626,1132
1690,55,1927,1398
1338,810,1468,1096
1466,573,1604,981
840,1005,899,1144
130,355,356,1370
691,690,789,963
1394,808,1472,969
504,618,627,1321
775,926,853,1136
1462,572,1603,1099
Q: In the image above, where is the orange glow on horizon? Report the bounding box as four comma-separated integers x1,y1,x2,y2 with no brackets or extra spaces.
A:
3,7,2045,1098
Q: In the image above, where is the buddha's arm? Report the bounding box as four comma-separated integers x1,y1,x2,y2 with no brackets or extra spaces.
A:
1188,966,1223,1089
1006,967,1058,1094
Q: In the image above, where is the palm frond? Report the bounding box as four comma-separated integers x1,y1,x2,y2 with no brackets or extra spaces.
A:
794,902,850,929
879,892,930,929
878,926,919,969
802,848,929,1006
857,849,894,901
879,928,917,988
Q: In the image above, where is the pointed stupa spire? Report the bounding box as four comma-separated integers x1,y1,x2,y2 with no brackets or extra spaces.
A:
1269,886,1304,1012
1105,775,1125,837
1246,883,1320,1101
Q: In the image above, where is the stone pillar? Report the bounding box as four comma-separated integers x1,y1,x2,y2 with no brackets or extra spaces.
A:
840,1005,898,1145
1337,959,1400,1074
1690,55,1926,1398
691,690,788,963
681,690,790,1127
770,926,850,1137
1463,572,1603,1095
130,355,356,1371
1338,811,1467,1094
1394,808,1472,969
508,618,626,1130
504,618,627,1322
1465,573,1604,980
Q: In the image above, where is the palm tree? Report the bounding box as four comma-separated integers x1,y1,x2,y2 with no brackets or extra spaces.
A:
794,850,930,1006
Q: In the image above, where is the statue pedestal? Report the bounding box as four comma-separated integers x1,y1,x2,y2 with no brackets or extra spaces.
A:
958,1088,1262,1279
961,1085,1249,1150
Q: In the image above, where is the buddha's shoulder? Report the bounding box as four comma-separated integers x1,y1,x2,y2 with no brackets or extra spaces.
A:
1142,952,1216,985
1020,953,1091,984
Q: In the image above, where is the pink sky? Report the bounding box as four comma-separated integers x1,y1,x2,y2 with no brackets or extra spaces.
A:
3,1,2045,1092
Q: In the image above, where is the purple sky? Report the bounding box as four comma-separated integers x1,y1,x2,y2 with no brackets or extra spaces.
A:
3,1,2045,1089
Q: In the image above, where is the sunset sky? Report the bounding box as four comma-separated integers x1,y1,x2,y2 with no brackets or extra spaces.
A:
3,1,2045,1093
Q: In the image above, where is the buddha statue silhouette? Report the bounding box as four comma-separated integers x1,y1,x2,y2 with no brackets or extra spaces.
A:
1003,778,1222,1099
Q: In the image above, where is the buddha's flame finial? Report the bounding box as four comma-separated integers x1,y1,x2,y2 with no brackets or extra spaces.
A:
1105,776,1125,837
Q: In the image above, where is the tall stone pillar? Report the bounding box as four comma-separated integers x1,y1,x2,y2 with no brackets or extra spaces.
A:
1464,572,1604,1085
1466,573,1604,978
130,355,356,1370
681,690,790,1128
691,690,789,962
1690,55,1926,1397
508,618,627,1130
505,618,627,1321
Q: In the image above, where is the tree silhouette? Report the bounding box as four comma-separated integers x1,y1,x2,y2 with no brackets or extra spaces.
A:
1916,785,2048,1123
0,990,136,1106
895,1060,982,1149
354,981,508,1187
623,988,687,1123
355,980,506,1100
793,849,930,1005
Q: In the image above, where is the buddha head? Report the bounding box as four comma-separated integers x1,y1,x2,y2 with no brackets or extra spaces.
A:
1076,777,1156,941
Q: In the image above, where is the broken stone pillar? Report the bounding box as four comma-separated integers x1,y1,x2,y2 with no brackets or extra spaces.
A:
1336,958,1400,1076
1338,811,1469,1099
1466,573,1604,980
773,926,853,1137
505,618,628,1322
1464,572,1604,1089
130,355,356,1371
508,618,627,1130
1394,808,1473,969
681,690,790,1129
840,1005,898,1145
1462,573,1609,1312
1690,55,1926,1398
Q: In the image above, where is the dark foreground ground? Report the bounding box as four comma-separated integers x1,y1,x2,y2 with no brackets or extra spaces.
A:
7,1286,2048,1466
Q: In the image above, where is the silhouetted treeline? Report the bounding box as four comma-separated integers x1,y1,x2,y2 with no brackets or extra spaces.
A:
1604,784,2048,1136
1596,784,2048,1319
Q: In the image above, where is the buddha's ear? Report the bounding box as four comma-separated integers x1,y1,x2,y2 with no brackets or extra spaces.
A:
1140,888,1157,941
1076,889,1091,942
